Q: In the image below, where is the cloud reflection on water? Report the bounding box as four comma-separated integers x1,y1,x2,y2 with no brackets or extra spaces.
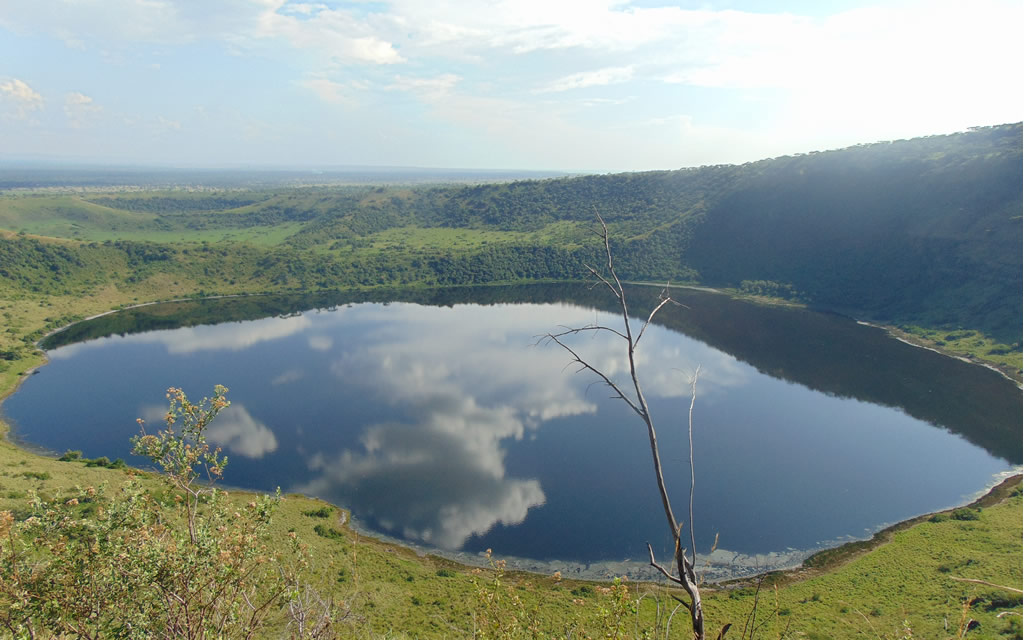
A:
204,404,279,459
138,402,278,459
49,315,313,359
290,302,746,549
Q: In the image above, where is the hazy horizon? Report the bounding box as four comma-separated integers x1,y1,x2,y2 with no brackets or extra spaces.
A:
4,121,1017,177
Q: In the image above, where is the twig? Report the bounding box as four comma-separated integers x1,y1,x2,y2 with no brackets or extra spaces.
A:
950,577,1024,594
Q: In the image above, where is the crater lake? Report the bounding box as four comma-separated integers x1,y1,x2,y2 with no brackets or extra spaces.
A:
3,283,1019,579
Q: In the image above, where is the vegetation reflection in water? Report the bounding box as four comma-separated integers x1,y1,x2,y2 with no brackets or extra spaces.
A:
7,284,1020,577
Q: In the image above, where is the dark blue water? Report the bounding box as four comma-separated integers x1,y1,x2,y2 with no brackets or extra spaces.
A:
4,286,1018,573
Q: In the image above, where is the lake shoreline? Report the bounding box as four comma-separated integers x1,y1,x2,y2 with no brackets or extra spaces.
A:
32,280,1021,386
856,320,1022,386
721,472,1023,590
634,280,1021,385
2,284,1019,588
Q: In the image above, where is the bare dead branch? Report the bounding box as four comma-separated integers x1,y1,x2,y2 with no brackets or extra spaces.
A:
545,212,708,638
664,601,686,640
544,323,630,342
687,365,702,569
647,543,685,585
950,577,1024,594
742,575,764,639
634,296,672,348
585,263,623,300
543,332,644,418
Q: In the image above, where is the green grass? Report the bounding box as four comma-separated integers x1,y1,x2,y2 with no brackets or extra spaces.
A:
718,478,1022,638
319,221,591,255
898,325,1023,379
0,195,156,235
365,226,533,250
0,194,307,245
64,221,308,245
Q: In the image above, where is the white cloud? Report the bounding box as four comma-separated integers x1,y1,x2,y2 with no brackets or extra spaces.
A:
296,421,545,548
535,65,634,93
300,75,354,105
0,0,182,45
391,0,696,54
289,299,750,549
136,401,277,459
0,78,44,119
389,73,461,100
271,368,305,385
308,335,333,351
123,315,311,354
0,0,1018,169
245,3,405,65
63,92,102,128
0,78,44,106
155,115,181,131
293,388,548,548
204,403,279,459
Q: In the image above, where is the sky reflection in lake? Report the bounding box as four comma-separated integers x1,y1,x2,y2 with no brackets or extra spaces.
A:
4,292,1017,573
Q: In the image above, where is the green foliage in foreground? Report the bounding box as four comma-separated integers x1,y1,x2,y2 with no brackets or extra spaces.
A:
0,386,320,638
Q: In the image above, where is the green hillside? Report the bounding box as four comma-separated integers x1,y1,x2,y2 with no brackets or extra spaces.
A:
2,124,1021,367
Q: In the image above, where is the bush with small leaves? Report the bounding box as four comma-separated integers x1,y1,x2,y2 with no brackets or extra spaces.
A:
0,386,321,639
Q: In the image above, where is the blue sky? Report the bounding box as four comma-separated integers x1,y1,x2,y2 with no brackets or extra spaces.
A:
1,0,1020,172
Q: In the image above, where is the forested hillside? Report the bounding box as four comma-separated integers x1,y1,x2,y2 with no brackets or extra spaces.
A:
686,124,1023,343
2,123,1020,350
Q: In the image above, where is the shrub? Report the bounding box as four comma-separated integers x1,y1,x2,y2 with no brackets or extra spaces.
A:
313,524,345,541
951,508,980,521
302,506,333,518
0,386,311,638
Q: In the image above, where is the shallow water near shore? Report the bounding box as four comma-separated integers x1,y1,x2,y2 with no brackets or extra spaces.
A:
4,283,1019,576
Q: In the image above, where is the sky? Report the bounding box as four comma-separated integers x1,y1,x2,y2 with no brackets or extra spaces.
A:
0,0,1021,173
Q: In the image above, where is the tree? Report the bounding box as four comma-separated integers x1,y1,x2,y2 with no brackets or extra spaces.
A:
0,386,305,638
132,385,231,545
542,215,726,640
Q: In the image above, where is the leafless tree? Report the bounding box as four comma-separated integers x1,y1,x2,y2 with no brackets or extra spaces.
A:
541,214,724,640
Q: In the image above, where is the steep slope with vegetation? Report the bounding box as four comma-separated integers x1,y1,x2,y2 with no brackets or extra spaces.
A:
686,124,1023,344
6,125,1018,345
